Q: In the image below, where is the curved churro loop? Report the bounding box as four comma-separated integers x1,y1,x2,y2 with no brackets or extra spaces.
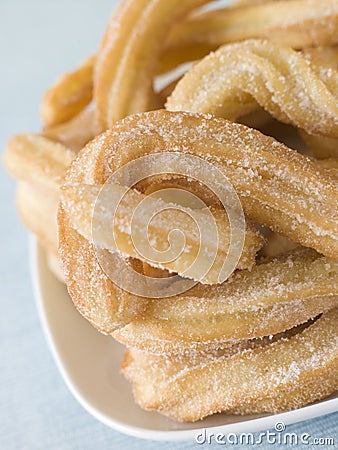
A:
42,108,97,152
61,183,263,284
301,46,338,158
94,0,209,129
60,110,338,334
168,0,338,53
85,3,338,105
59,203,148,330
167,39,338,139
3,134,74,192
122,308,338,422
41,55,95,126
97,1,338,81
3,134,74,258
63,110,338,258
17,181,59,254
114,249,338,356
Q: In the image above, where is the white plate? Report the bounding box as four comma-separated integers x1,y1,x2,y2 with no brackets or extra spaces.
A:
30,237,338,441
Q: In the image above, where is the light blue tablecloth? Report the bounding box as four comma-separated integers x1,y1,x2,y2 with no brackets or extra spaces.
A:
1,1,337,448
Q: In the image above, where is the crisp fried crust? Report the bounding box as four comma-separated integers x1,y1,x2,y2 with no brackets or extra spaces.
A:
122,309,338,422
41,55,95,126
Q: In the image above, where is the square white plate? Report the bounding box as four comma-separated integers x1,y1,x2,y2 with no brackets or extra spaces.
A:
30,237,338,441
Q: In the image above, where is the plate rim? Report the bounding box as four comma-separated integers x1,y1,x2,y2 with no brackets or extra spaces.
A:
29,236,338,441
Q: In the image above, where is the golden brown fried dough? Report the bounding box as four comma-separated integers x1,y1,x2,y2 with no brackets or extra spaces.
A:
94,0,210,129
114,249,338,356
61,183,264,284
42,108,96,152
3,133,74,192
122,308,338,422
41,55,95,126
167,39,338,139
62,111,338,259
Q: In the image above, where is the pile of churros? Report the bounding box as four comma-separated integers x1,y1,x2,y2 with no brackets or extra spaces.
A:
4,0,338,422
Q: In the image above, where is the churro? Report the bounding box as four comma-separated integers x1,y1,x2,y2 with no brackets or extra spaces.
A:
114,248,338,356
3,134,74,260
122,308,338,422
41,55,95,126
3,133,74,192
5,0,338,423
61,183,263,284
300,46,338,158
61,111,338,260
42,108,96,152
167,39,338,139
16,181,59,254
94,0,210,129
168,0,338,53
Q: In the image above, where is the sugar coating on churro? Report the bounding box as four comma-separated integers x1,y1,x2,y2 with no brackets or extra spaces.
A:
4,0,338,423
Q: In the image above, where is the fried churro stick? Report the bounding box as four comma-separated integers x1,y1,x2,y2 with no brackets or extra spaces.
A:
167,39,338,139
3,134,74,259
42,108,97,152
94,0,210,129
114,249,338,356
41,55,95,126
58,204,148,331
63,111,338,258
302,133,338,159
168,0,338,52
59,110,338,333
78,2,338,83
3,134,74,192
49,4,336,120
16,182,59,254
61,183,264,284
304,46,338,70
301,46,338,158
121,308,338,422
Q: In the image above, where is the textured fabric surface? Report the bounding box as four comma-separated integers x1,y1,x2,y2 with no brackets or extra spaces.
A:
1,1,337,449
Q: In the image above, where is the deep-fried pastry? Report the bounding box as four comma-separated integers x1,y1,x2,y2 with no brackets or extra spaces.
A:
42,108,96,152
3,133,74,192
16,182,59,254
168,0,338,55
5,0,338,424
303,46,338,70
302,133,338,159
61,183,264,284
122,308,338,422
114,248,338,356
58,203,148,331
61,111,338,260
301,47,338,158
41,55,95,126
167,39,338,139
3,134,74,257
94,0,210,129
59,110,338,337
